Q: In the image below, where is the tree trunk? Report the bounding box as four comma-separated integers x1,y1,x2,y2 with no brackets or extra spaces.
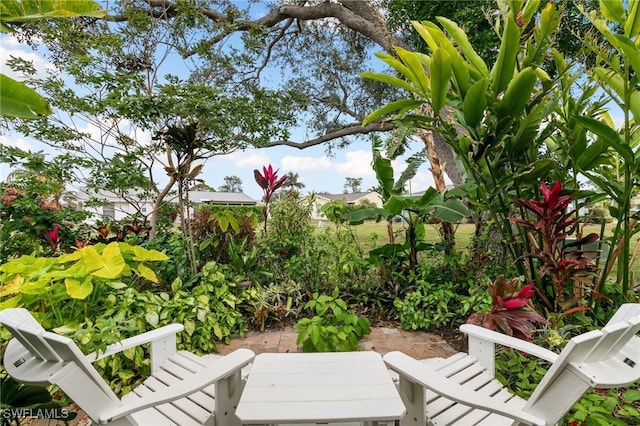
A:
148,176,176,240
418,128,456,252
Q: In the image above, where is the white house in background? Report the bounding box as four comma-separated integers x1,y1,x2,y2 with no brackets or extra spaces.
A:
189,191,257,209
311,191,382,222
74,189,154,222
73,189,257,222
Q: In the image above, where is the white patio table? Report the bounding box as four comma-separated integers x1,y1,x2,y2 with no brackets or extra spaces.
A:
235,351,406,425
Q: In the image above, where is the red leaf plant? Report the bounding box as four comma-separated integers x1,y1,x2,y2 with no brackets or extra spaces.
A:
468,275,549,341
510,180,599,313
43,224,61,252
254,165,287,232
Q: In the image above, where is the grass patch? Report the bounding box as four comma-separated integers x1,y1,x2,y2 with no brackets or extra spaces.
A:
313,220,639,281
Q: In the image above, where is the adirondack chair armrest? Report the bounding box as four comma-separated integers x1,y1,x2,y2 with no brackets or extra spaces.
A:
460,324,557,362
460,324,558,376
384,351,546,426
86,324,184,362
97,348,255,424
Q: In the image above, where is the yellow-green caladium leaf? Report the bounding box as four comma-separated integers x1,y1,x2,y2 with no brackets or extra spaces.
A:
0,295,21,309
145,311,159,327
81,245,105,272
137,263,159,283
132,245,169,262
0,274,24,297
92,242,125,279
0,74,51,118
65,277,93,299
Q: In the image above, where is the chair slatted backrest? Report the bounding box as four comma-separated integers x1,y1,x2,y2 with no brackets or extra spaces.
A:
525,316,640,424
0,308,121,409
606,303,639,325
585,318,639,362
0,309,60,362
41,331,121,403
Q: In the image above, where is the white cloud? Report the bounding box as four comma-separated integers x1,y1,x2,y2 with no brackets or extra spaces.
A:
219,150,271,168
0,136,34,181
0,135,32,152
0,34,54,80
281,155,332,171
334,150,375,177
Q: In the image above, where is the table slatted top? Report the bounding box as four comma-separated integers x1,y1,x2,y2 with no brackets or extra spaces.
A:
236,352,406,424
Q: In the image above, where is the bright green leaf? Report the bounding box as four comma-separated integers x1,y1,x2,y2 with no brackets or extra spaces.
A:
184,319,195,336
430,48,452,115
395,47,431,96
575,116,634,164
622,389,640,401
490,18,520,93
360,71,419,95
432,199,468,223
362,98,424,126
436,17,489,78
0,74,51,118
410,20,439,52
600,0,626,23
624,0,640,38
0,0,105,24
497,67,537,118
463,79,489,127
613,35,640,77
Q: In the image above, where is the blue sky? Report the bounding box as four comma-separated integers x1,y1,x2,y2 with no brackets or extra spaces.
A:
0,9,441,202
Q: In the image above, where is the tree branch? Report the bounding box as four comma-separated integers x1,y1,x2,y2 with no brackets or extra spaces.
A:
265,120,395,149
107,1,410,57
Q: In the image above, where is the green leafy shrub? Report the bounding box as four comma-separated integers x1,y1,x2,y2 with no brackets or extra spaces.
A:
394,257,491,331
191,205,259,265
60,262,248,395
246,279,303,331
295,289,371,352
142,230,196,288
0,185,89,261
264,192,314,261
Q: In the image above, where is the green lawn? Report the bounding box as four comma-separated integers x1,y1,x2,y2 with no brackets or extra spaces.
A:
315,221,640,280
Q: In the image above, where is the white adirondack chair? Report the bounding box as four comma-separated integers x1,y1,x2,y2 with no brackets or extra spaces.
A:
0,308,255,426
384,303,640,426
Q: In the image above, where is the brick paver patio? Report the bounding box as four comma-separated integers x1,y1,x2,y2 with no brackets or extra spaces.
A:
217,326,457,359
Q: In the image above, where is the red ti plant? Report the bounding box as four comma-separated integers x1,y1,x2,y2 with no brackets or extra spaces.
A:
42,224,61,252
468,275,548,341
254,165,287,233
510,181,599,314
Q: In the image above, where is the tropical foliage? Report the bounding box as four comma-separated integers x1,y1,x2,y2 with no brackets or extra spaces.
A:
0,1,639,424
